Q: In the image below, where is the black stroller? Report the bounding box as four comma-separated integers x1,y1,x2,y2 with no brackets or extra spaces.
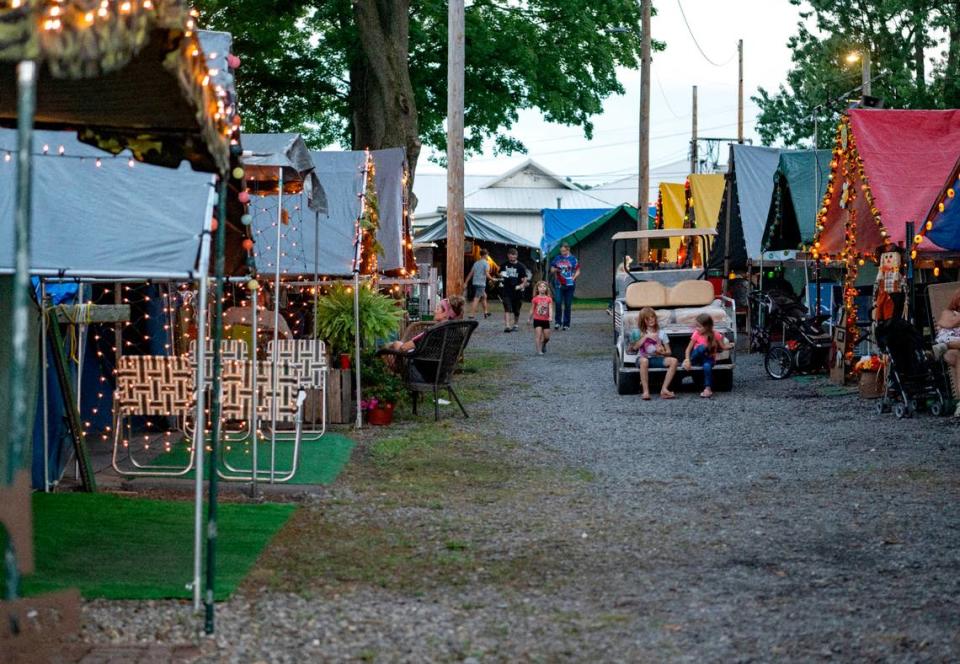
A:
875,318,949,418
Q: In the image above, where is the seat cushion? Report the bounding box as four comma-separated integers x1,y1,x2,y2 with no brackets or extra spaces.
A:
666,280,715,307
674,305,729,326
625,281,667,309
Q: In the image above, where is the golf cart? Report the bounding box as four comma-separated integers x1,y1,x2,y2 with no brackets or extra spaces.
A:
611,229,736,394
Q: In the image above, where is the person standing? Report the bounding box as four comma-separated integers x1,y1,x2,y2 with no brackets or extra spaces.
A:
528,281,554,354
550,243,580,330
499,247,530,333
468,248,492,319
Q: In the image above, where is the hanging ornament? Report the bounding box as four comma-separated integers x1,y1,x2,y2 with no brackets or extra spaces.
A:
247,278,259,291
238,190,250,204
242,238,254,252
211,218,218,232
227,53,241,69
241,213,252,226
232,166,244,180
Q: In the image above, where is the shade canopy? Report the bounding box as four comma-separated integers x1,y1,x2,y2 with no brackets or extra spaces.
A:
710,144,784,271
541,208,611,254
0,1,232,174
763,150,831,251
656,182,686,260
816,110,960,257
547,205,639,260
417,211,538,248
924,155,960,251
687,174,724,229
0,129,215,278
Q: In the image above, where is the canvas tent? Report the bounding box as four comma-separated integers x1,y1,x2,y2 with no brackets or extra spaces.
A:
655,182,686,262
923,153,960,251
762,150,831,252
815,110,960,259
541,208,610,255
710,144,784,272
542,205,641,298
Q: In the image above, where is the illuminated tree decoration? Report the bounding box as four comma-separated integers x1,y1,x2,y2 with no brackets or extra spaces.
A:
357,151,383,275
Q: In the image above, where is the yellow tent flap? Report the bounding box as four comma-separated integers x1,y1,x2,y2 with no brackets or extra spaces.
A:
687,174,725,229
658,182,687,261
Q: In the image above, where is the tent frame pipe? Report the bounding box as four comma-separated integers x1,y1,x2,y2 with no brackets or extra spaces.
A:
5,60,37,603
270,168,283,483
40,282,50,492
191,219,212,612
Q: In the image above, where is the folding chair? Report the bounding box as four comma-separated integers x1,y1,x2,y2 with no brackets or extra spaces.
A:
111,356,196,476
186,339,249,440
266,339,328,439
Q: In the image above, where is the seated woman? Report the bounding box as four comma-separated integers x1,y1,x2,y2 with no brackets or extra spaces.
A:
628,306,678,400
382,295,465,353
933,287,960,416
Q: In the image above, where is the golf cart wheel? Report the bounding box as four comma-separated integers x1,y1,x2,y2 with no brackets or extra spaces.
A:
712,370,734,392
764,345,793,380
614,354,639,395
894,402,911,419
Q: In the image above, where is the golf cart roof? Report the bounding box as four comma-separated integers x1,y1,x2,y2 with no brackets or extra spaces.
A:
611,228,718,241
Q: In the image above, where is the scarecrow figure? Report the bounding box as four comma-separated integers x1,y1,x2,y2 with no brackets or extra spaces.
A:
873,245,908,322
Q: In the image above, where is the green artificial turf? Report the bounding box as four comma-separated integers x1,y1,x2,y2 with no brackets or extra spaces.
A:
572,297,612,310
147,433,355,485
9,493,295,600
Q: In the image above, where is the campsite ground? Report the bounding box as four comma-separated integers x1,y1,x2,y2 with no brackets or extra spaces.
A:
80,309,960,662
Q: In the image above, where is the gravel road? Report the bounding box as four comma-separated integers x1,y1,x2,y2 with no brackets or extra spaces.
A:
80,308,960,662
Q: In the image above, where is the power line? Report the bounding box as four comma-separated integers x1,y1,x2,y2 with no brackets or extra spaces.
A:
656,73,685,120
676,0,737,68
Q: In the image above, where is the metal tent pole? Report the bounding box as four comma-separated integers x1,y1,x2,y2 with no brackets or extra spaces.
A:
191,224,212,612
270,169,283,482
250,284,258,497
204,178,228,634
354,271,362,429
5,60,37,602
40,282,50,492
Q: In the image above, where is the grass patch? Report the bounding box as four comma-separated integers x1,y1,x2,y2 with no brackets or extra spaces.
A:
9,493,294,600
573,298,611,310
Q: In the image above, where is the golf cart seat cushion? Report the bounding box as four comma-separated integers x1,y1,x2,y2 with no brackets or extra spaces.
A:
625,281,668,309
666,280,715,307
674,306,728,326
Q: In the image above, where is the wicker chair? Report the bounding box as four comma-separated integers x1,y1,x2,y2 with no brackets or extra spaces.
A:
379,320,478,420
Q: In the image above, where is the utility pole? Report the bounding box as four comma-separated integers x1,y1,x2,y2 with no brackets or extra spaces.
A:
862,48,871,97
446,0,465,296
638,0,651,260
737,39,744,143
690,85,698,175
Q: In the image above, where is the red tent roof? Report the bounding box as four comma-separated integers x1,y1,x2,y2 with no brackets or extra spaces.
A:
817,109,960,256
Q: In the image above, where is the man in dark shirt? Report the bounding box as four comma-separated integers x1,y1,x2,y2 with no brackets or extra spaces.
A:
498,247,530,332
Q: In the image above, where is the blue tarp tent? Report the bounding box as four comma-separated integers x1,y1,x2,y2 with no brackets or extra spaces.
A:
541,208,610,254
926,157,960,251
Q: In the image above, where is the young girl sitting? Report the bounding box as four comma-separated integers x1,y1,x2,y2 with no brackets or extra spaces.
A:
528,281,555,354
682,312,733,398
628,307,678,400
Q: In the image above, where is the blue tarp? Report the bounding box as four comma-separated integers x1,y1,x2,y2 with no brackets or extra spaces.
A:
541,208,610,254
928,171,960,251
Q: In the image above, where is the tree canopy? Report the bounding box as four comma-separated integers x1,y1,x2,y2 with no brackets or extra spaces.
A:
195,0,659,180
753,0,960,148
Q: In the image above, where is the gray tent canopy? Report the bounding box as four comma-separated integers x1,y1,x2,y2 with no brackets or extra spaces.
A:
417,211,538,248
241,133,326,214
710,144,786,272
0,128,216,279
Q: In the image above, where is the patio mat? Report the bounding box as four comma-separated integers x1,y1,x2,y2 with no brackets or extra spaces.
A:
147,433,355,486
7,493,294,600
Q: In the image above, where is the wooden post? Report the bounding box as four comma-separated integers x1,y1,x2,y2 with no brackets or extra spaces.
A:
737,39,744,144
690,85,698,175
638,0,651,261
862,48,871,97
446,0,465,296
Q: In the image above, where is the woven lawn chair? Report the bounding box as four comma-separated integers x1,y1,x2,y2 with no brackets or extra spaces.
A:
379,320,478,421
266,339,328,438
111,355,196,476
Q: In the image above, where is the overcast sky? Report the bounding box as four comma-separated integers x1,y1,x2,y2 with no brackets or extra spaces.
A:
418,0,804,187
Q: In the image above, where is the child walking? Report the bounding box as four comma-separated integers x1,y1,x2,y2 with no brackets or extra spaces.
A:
529,281,554,354
682,313,734,398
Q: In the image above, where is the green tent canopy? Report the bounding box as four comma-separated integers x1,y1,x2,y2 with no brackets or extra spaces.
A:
417,211,538,248
763,150,831,252
546,204,640,260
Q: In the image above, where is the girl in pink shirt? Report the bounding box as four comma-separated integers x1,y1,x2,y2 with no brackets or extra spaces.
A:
682,313,733,398
528,281,555,355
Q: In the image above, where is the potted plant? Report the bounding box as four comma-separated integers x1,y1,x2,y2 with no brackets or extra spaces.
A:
314,283,403,362
360,353,405,425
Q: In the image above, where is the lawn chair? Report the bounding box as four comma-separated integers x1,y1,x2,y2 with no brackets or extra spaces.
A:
379,320,478,421
266,339,328,439
927,281,960,406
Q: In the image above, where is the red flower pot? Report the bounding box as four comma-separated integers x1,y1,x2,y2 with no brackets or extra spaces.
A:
367,404,394,426
338,353,351,370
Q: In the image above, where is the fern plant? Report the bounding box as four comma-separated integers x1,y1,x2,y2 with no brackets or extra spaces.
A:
314,283,403,357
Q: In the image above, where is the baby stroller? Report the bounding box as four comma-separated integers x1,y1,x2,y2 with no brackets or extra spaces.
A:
875,318,948,419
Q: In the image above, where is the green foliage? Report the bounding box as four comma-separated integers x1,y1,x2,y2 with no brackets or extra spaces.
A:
195,0,660,155
753,0,960,148
360,352,406,407
314,283,403,357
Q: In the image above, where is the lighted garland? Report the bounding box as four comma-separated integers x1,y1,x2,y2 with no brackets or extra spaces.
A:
358,151,383,275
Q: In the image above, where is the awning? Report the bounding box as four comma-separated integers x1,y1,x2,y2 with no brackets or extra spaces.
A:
0,129,215,278
541,208,610,254
417,211,538,248
925,155,960,251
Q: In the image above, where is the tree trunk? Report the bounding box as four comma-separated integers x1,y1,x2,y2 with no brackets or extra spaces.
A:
945,1,960,107
350,0,422,204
